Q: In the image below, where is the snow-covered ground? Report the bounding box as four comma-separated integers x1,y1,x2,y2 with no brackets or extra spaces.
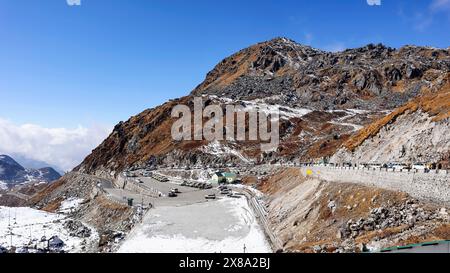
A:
58,197,84,214
0,205,97,252
0,181,7,190
118,197,271,253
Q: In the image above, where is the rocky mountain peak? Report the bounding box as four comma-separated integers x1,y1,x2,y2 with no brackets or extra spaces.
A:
0,155,25,181
0,155,24,170
192,37,449,111
0,154,61,187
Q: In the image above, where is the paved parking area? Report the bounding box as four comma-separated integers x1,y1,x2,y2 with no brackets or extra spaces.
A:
104,176,218,207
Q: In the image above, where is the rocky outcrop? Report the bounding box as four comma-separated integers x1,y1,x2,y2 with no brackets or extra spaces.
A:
63,220,92,238
340,200,443,239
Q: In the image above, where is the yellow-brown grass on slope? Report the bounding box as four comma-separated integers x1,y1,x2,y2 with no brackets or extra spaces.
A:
420,86,450,122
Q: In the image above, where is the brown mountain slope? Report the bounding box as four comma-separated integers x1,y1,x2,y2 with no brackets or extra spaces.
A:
73,38,449,177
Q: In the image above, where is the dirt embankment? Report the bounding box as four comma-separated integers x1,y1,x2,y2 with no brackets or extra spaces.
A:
259,168,450,253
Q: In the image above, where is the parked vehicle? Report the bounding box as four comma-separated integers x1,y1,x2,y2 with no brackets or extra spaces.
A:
168,191,178,198
228,193,241,198
205,194,216,200
412,163,426,170
392,164,407,170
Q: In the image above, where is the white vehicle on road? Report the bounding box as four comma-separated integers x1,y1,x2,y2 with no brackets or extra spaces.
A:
392,164,407,170
412,164,427,170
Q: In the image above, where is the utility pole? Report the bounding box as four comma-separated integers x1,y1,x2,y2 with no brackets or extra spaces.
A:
8,208,13,248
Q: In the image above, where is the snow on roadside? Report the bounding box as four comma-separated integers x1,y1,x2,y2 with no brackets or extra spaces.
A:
0,206,95,252
230,184,265,199
225,197,271,252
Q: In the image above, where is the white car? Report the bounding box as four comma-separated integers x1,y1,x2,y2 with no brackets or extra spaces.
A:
392,164,407,170
412,164,426,170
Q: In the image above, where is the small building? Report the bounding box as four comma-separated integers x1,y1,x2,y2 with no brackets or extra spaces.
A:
211,172,237,184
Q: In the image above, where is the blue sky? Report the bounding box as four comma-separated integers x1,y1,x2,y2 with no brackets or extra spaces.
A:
0,0,449,170
0,0,449,128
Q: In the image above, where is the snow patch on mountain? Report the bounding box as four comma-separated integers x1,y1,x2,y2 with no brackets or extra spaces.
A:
240,100,312,120
200,141,252,163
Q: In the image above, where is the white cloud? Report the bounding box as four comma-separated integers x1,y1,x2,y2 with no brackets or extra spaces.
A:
430,0,450,12
401,0,450,31
66,0,81,6
0,118,111,171
367,0,381,6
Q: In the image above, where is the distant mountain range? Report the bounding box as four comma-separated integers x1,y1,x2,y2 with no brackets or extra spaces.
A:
0,155,61,189
8,153,64,175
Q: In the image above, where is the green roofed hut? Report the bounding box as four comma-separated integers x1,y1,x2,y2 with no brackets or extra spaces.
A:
211,172,237,185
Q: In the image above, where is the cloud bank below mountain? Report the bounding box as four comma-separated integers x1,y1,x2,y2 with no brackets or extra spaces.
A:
0,118,111,171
